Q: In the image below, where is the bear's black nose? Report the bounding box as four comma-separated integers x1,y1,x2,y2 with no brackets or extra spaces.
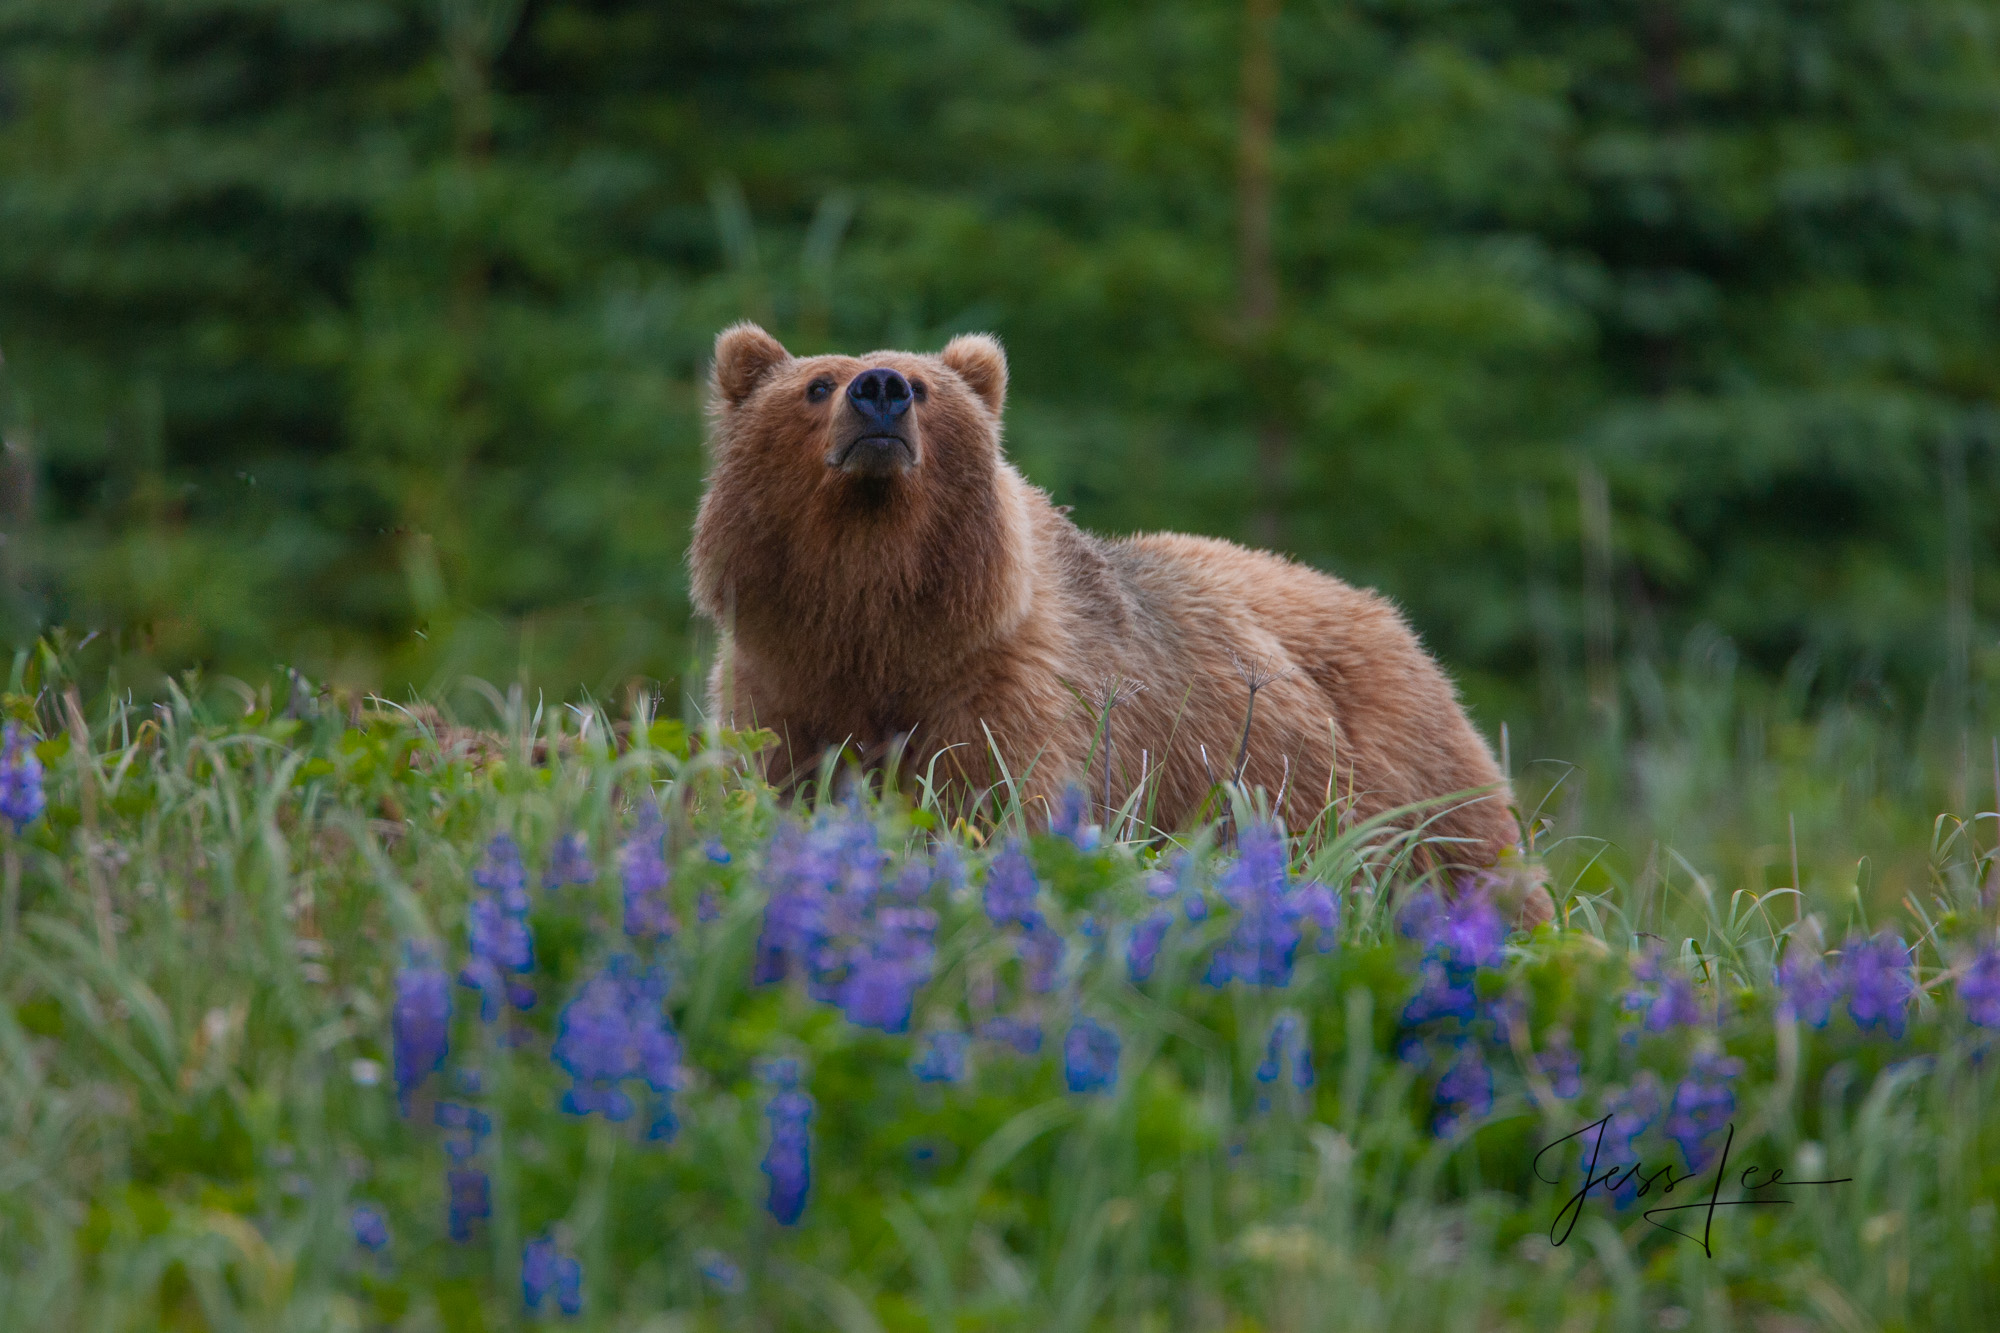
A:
847,367,912,425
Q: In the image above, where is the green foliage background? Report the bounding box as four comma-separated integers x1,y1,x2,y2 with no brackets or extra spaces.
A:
1,0,1996,724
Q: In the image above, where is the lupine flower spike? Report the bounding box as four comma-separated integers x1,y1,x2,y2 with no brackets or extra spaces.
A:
1256,1012,1314,1091
1431,1043,1493,1136
0,723,46,832
1596,1075,1664,1208
523,1232,584,1316
756,802,940,1028
1960,946,2000,1028
1049,783,1101,850
446,1166,491,1241
1536,1031,1583,1099
1063,1016,1121,1093
460,835,537,1019
1664,1051,1743,1171
911,1030,969,1083
760,1059,815,1225
350,1205,390,1253
620,807,676,941
392,944,452,1112
543,832,595,890
1776,947,1839,1027
1204,823,1338,988
1126,910,1172,983
1624,947,1706,1031
984,837,1064,992
553,956,684,1138
1840,932,1915,1038
1398,878,1505,1034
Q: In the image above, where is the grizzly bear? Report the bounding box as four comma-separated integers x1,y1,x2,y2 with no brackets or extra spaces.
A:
690,323,1551,924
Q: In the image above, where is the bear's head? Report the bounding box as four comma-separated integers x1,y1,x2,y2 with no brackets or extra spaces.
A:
689,323,1030,679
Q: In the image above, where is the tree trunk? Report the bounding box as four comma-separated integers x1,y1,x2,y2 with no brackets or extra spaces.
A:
1238,0,1285,549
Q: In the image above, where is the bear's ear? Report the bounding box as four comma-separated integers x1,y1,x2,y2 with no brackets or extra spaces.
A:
711,322,790,409
941,333,1008,416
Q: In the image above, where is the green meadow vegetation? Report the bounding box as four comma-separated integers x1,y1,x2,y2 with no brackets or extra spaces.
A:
0,641,1996,1331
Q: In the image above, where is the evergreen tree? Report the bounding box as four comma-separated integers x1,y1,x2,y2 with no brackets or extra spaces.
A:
0,0,1992,715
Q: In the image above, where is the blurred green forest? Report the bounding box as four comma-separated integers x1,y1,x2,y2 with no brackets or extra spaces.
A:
1,0,1996,735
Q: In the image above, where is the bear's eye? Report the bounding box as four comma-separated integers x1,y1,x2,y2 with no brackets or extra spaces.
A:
910,378,927,401
806,378,834,403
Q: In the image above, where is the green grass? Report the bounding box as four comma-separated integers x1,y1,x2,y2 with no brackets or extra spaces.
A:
0,667,1996,1333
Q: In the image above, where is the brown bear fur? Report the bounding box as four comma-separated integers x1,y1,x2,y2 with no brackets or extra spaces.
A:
689,323,1550,924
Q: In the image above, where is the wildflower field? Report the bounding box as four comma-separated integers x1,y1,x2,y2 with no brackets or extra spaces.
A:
1,669,1998,1332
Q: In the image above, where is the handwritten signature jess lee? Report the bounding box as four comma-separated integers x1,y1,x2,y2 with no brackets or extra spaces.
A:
1532,1118,1850,1256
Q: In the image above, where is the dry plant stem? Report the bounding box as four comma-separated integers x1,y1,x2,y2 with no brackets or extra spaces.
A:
65,687,117,963
1095,677,1145,824
1230,655,1285,787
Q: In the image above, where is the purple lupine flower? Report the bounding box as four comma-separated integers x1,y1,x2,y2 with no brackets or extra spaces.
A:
760,1060,814,1225
697,888,722,923
556,1255,582,1316
930,841,968,896
1431,1044,1494,1136
434,1101,494,1161
983,839,1041,929
696,1248,744,1293
460,835,537,1021
392,945,452,1110
1255,1013,1314,1090
752,843,827,986
841,901,938,1034
1203,822,1339,987
704,838,732,865
552,957,684,1135
1023,921,1066,993
543,832,595,889
1624,948,1706,1031
1205,823,1297,986
1663,1051,1743,1172
350,1205,390,1252
755,802,892,1002
1398,879,1507,973
554,973,634,1122
446,1166,490,1241
1776,948,1838,1027
841,957,922,1033
979,1015,1044,1055
1401,958,1480,1027
1536,1032,1583,1100
1960,948,2000,1028
1596,1074,1663,1208
1127,910,1172,983
1063,1016,1121,1094
1840,932,1915,1038
912,1030,970,1083
523,1234,559,1310
0,724,46,832
977,838,1068,990
1292,880,1340,954
474,835,530,913
620,809,676,941
1049,783,1100,850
